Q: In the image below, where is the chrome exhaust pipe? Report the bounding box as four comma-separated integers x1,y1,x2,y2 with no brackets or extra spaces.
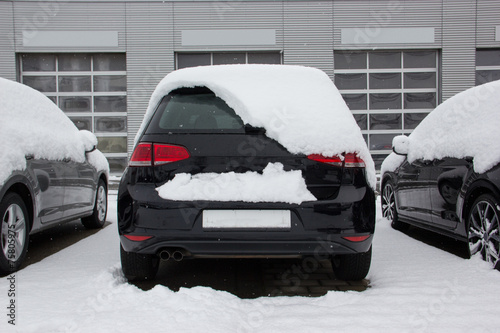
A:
172,251,184,261
160,250,171,261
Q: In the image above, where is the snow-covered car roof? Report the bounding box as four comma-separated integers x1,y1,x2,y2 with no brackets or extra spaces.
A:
137,65,375,188
381,79,500,176
0,78,109,185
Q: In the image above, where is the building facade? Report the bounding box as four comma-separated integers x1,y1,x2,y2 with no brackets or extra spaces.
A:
1,0,499,173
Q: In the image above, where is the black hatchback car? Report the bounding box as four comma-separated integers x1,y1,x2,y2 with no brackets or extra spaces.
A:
381,79,500,269
118,65,376,281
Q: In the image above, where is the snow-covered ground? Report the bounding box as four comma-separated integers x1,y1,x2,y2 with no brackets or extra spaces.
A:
1,192,500,333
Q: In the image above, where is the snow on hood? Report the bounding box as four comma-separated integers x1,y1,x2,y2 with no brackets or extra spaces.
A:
137,65,375,188
0,78,109,185
381,79,500,177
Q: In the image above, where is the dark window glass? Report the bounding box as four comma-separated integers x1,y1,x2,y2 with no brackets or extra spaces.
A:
341,94,367,110
21,54,56,71
353,114,367,130
369,52,400,69
213,53,246,65
334,51,367,69
69,117,92,131
476,49,500,67
22,76,56,92
404,93,436,109
107,157,128,174
58,76,91,92
404,113,428,129
476,70,500,85
369,93,401,110
335,73,367,90
370,113,401,130
58,54,91,71
147,89,245,134
372,154,389,170
94,96,127,112
59,96,91,112
94,53,126,71
177,53,211,69
95,117,127,133
403,51,436,68
369,73,401,89
94,75,126,92
96,136,127,153
404,72,436,89
370,134,397,151
247,52,281,64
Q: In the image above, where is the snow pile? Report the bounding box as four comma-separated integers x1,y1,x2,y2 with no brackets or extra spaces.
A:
156,162,316,204
137,65,375,188
0,78,109,185
382,80,500,176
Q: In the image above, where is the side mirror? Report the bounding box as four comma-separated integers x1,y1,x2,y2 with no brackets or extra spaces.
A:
79,130,98,153
392,135,410,156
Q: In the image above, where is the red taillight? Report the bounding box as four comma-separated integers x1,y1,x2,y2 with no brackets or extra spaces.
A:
307,153,365,168
154,144,190,166
124,235,153,241
342,235,371,242
129,143,190,167
129,143,152,167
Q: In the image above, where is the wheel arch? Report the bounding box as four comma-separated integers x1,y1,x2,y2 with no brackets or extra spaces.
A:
462,179,500,225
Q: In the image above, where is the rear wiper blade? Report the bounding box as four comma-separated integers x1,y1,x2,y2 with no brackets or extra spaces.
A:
244,124,266,134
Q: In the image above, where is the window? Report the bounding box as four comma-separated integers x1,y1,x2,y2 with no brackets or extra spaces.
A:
176,52,281,69
19,53,128,173
476,49,500,85
334,50,439,169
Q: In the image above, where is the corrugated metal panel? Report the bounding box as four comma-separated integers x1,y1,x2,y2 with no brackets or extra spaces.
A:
442,0,476,100
476,0,500,47
0,1,16,80
173,1,283,51
333,0,442,49
283,1,333,78
126,2,175,154
13,1,126,52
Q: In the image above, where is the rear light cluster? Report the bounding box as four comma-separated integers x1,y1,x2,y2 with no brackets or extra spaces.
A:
129,143,190,167
307,153,365,168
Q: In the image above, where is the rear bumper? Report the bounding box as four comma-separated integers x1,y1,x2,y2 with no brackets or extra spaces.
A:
118,183,375,257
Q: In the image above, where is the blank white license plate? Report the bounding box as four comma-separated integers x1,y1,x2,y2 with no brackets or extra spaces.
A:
202,210,291,229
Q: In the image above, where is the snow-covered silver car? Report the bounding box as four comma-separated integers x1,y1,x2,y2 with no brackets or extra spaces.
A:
0,78,109,274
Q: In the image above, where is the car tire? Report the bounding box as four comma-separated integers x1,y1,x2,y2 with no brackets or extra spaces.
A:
331,246,372,281
381,181,409,232
467,193,500,270
0,193,30,274
120,244,159,281
82,179,107,229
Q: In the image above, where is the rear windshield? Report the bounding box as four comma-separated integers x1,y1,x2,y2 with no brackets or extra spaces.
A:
146,88,245,134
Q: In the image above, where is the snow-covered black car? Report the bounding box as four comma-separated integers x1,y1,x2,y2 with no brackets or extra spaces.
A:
0,78,109,275
381,79,500,269
118,65,376,281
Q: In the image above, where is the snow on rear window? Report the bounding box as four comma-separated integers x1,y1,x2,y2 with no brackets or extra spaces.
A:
381,79,500,176
0,78,108,185
136,65,375,188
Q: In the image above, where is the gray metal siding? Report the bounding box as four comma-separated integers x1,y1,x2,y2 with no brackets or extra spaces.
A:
333,0,442,49
441,0,476,100
476,0,500,48
284,1,333,78
13,1,126,52
0,1,16,80
126,2,175,152
173,1,283,52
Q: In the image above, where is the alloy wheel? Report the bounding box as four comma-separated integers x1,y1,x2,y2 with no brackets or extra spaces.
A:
96,185,107,222
468,197,500,268
1,203,27,262
382,183,395,222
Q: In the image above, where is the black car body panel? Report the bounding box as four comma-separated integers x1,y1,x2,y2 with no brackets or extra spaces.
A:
118,87,375,260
